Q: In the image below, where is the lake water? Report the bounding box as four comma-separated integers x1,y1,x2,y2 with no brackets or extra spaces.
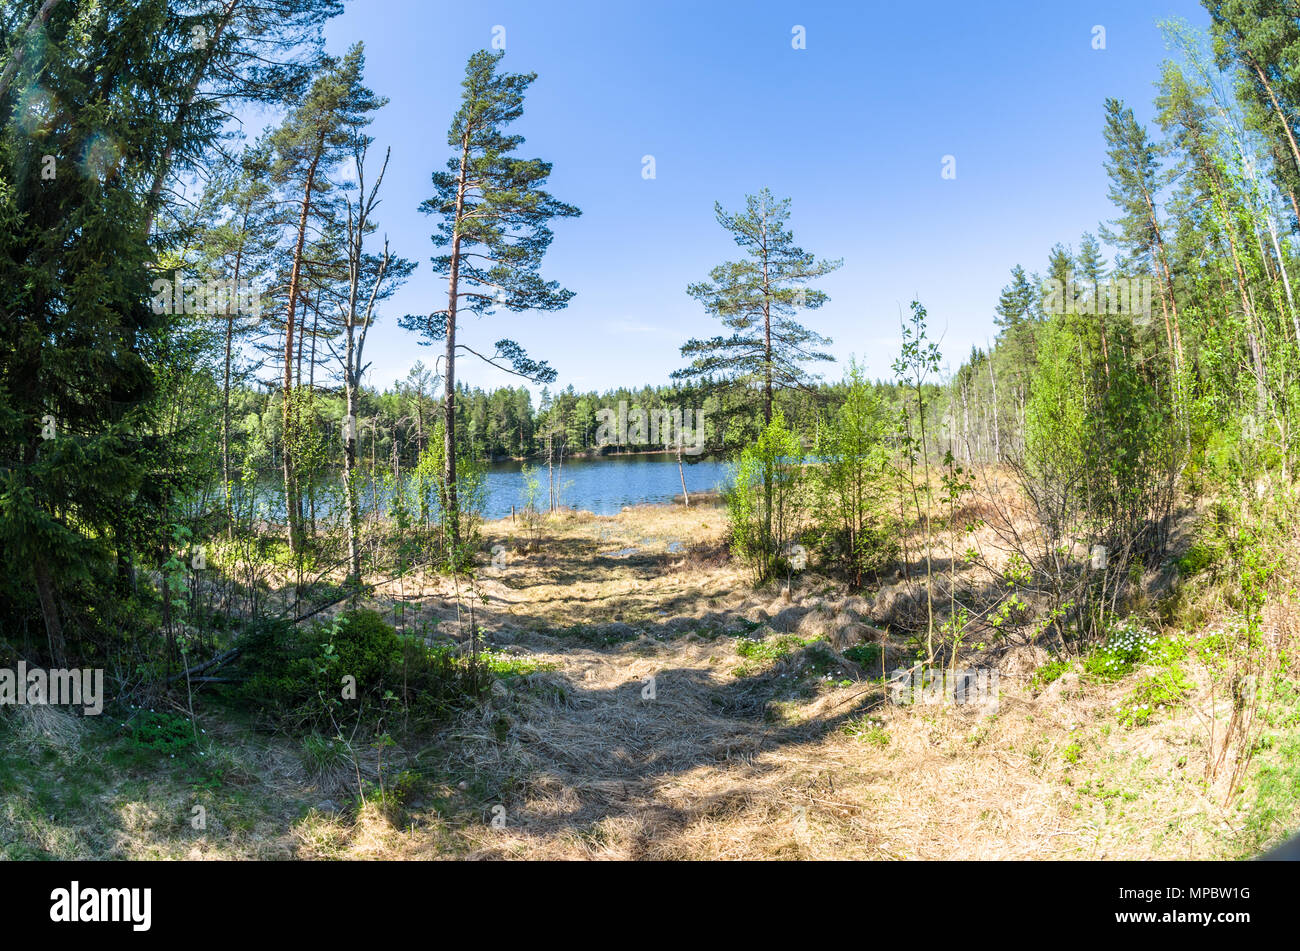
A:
481,453,729,518
253,453,732,522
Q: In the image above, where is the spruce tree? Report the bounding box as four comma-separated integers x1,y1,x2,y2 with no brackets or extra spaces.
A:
0,0,196,664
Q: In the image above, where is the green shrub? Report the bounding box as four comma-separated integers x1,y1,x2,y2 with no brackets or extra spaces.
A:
400,641,491,721
231,611,491,732
328,609,401,694
1175,541,1216,577
844,642,882,668
1062,739,1083,765
1117,666,1193,727
233,612,399,726
725,412,804,585
123,710,196,759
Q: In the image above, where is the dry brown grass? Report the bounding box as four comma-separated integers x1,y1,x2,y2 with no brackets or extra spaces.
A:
7,495,1288,861
292,500,1257,860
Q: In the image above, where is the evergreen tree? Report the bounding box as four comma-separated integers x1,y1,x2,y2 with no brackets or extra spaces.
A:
399,49,580,559
1100,97,1184,378
0,0,198,664
674,188,842,428
268,43,384,555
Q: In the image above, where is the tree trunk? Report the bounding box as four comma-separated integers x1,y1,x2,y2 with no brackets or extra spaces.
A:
1142,186,1183,377
443,133,471,557
677,438,690,507
282,141,322,556
33,555,67,668
987,346,1000,459
0,0,64,108
222,245,243,538
1253,61,1300,185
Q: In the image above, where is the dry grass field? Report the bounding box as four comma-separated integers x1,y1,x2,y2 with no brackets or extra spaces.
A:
3,499,1297,860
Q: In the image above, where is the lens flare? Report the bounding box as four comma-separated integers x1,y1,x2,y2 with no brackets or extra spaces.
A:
80,133,123,182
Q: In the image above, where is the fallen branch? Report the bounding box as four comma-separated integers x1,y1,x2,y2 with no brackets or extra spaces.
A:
165,647,240,684
290,558,436,624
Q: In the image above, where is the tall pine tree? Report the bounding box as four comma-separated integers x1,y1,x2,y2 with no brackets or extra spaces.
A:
400,49,579,560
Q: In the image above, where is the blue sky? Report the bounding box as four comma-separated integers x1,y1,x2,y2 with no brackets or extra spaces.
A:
291,0,1215,394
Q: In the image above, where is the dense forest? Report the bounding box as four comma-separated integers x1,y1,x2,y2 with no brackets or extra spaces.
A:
3,0,1300,865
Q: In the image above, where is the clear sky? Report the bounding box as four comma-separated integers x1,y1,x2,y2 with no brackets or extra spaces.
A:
294,0,1215,395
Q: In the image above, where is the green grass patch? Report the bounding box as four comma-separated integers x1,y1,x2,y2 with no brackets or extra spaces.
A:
1032,656,1073,690
1240,733,1300,857
733,633,819,676
843,642,882,668
1116,664,1194,727
841,714,890,747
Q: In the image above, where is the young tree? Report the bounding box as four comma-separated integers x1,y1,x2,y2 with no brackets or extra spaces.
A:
815,361,894,587
400,49,579,560
726,411,804,585
893,300,943,663
336,140,414,585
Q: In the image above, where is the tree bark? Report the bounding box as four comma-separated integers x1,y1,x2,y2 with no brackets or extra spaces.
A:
33,555,66,668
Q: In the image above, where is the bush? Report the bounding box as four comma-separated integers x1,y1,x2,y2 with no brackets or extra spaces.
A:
123,710,196,759
328,609,402,694
844,642,883,668
233,611,399,726
231,610,495,733
232,616,306,713
725,412,804,585
400,641,491,721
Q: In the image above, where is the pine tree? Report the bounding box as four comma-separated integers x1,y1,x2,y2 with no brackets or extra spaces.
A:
1205,0,1300,209
1100,97,1184,378
399,49,579,561
268,43,384,555
674,188,842,429
143,0,344,236
191,141,281,535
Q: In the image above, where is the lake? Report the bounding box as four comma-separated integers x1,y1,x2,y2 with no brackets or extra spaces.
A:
482,453,729,518
250,453,732,522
